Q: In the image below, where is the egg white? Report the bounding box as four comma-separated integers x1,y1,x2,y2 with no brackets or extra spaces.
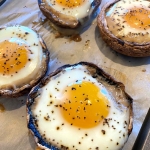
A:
46,0,93,19
31,65,130,150
105,0,150,43
0,25,43,88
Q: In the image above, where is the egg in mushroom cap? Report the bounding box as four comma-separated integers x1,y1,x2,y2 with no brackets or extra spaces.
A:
97,0,150,57
27,62,133,150
38,0,101,35
0,25,49,97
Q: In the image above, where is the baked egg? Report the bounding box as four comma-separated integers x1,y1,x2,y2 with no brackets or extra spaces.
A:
97,0,150,57
0,25,49,97
38,0,101,35
27,62,133,150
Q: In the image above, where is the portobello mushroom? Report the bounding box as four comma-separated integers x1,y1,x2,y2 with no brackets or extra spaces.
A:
38,0,102,35
0,25,49,97
97,0,150,57
27,62,133,150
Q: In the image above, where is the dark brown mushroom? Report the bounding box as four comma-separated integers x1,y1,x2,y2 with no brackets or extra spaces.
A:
27,61,133,150
97,0,150,57
0,26,49,97
38,0,102,35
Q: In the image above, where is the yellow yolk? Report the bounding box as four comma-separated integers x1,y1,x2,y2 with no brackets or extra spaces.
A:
56,0,85,8
0,40,28,75
124,7,150,29
60,81,110,128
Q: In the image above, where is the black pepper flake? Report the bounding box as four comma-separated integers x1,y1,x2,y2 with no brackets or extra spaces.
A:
44,116,49,121
101,130,106,135
72,87,76,90
56,127,60,130
107,105,111,108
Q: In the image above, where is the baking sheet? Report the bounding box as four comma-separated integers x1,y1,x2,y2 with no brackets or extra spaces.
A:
0,0,150,149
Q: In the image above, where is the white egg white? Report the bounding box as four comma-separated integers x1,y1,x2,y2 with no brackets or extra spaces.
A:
46,0,93,19
31,65,131,150
0,25,43,88
105,0,150,43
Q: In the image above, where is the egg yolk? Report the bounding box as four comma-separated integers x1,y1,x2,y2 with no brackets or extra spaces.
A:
56,0,85,8
124,7,150,29
60,81,110,128
0,40,28,75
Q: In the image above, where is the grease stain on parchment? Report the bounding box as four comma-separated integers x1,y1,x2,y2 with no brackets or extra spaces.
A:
0,103,5,113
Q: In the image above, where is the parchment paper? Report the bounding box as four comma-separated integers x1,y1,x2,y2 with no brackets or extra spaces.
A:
0,0,150,150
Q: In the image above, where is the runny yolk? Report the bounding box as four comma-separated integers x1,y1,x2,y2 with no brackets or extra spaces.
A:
60,81,110,128
124,7,150,29
0,40,28,75
56,0,85,8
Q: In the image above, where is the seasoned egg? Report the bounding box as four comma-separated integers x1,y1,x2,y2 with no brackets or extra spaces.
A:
46,0,93,19
105,0,150,43
27,62,132,150
97,0,150,57
0,25,49,97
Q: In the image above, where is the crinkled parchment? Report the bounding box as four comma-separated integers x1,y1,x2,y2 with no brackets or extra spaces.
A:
0,0,150,150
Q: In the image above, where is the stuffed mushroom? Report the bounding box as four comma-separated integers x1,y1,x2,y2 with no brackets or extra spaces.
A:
27,62,133,150
38,0,102,35
97,0,150,57
0,25,49,97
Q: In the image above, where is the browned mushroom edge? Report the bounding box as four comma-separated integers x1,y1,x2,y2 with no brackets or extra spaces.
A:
27,61,133,150
97,0,150,57
0,31,50,98
38,0,101,34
